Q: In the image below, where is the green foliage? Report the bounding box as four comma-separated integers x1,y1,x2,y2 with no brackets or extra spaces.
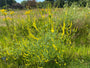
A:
42,0,90,8
37,1,52,8
67,0,89,7
2,4,10,9
0,7,90,68
54,0,65,7
0,0,16,8
21,1,27,8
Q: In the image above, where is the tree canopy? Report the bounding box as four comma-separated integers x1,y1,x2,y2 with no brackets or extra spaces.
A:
0,0,89,9
0,0,16,8
44,0,89,7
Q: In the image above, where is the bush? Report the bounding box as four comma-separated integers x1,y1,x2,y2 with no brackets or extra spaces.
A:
12,3,23,9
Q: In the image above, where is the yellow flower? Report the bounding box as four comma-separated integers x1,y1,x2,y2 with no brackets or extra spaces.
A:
24,53,28,56
25,10,30,15
45,59,49,62
6,58,8,61
7,17,12,20
51,28,54,33
14,57,16,60
26,59,30,62
3,18,6,21
10,11,14,15
42,9,44,11
62,21,65,36
3,17,12,21
56,61,58,64
71,46,73,48
0,9,6,12
0,9,7,15
62,50,64,52
52,44,57,50
3,12,7,15
7,50,9,55
25,63,30,66
54,59,56,61
42,15,45,18
28,29,39,40
33,21,39,31
59,64,61,66
64,63,66,66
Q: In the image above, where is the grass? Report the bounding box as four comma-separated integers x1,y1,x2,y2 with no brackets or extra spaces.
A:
0,7,90,68
67,62,90,68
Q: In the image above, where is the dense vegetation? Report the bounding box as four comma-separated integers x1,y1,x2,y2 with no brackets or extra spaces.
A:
0,6,90,68
0,0,90,9
0,0,16,8
45,0,90,7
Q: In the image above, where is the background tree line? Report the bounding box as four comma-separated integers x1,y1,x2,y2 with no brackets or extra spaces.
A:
0,0,89,9
0,0,16,8
21,0,89,8
43,0,89,7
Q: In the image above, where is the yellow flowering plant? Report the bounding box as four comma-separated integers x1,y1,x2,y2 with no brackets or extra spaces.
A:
0,6,90,68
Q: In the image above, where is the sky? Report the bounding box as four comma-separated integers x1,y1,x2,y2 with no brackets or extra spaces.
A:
15,0,44,3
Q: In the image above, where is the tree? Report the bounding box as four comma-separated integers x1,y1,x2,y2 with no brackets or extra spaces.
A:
67,0,89,7
26,0,37,9
54,0,65,7
12,3,23,9
0,0,16,8
45,0,55,4
21,1,27,8
45,0,65,7
37,1,51,8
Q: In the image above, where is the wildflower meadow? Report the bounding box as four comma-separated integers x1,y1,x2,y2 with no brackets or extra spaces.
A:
0,6,90,68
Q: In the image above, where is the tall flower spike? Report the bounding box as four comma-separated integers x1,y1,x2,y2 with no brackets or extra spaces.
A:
51,27,54,33
53,44,57,51
62,21,65,36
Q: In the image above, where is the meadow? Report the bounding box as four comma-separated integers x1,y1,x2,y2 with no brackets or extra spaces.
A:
0,6,90,68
